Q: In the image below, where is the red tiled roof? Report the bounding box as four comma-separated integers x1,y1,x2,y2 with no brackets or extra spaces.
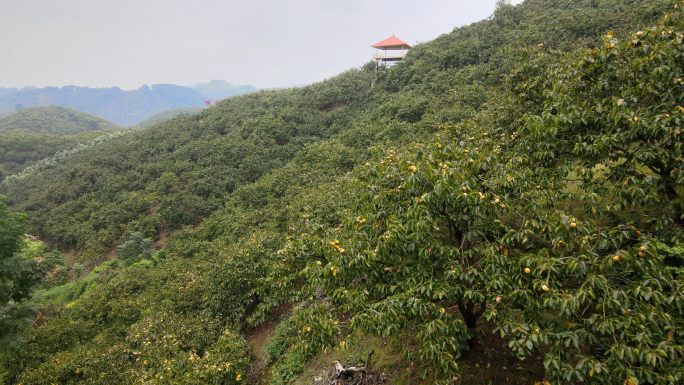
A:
371,35,412,50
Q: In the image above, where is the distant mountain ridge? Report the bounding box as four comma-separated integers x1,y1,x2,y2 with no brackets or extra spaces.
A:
0,81,257,126
189,80,258,101
0,87,19,98
0,84,205,127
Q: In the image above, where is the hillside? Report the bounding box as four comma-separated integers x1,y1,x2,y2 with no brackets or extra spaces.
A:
133,106,206,129
0,70,377,255
0,106,121,136
1,1,683,384
0,106,124,182
0,130,127,183
0,84,206,126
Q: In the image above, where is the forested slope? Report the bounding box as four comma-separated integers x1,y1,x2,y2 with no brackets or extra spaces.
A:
0,69,377,256
0,131,127,183
0,107,124,182
0,106,121,136
1,1,682,384
133,106,205,129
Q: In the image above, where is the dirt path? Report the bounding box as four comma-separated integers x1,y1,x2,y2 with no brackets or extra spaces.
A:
244,303,291,384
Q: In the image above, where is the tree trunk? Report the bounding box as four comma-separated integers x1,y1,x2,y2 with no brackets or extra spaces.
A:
664,183,684,226
456,298,487,350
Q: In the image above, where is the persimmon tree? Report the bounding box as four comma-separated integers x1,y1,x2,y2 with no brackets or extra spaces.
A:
503,3,684,384
252,115,557,375
526,3,684,228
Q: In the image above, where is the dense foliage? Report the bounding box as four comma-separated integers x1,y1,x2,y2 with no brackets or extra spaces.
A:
0,196,54,354
1,0,682,384
508,13,684,383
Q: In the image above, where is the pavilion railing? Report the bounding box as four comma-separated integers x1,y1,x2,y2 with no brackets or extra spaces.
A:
373,52,407,60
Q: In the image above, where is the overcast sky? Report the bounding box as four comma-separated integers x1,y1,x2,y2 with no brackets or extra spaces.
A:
0,0,523,90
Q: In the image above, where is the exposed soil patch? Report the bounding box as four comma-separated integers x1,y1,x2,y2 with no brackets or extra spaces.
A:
319,101,346,112
456,320,546,384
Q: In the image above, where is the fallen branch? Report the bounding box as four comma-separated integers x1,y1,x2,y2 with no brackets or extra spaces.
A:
329,350,375,384
365,350,374,368
333,360,367,377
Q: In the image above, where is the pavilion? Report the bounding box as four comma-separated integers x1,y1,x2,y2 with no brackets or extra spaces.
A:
371,35,412,69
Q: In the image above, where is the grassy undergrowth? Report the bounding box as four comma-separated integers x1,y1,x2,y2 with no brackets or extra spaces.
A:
259,313,547,385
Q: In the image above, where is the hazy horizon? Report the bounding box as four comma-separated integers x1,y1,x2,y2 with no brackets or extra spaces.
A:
1,0,524,91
